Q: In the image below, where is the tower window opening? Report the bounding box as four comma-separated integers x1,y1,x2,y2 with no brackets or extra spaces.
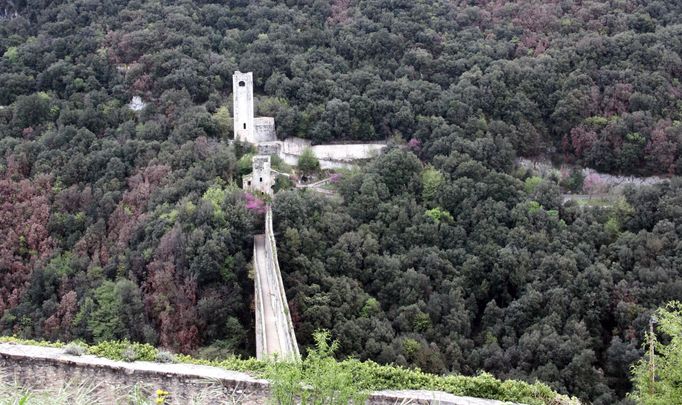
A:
243,123,246,129
260,177,263,182
239,81,245,87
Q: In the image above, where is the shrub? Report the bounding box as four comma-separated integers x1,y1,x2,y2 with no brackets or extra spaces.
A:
63,342,87,356
156,350,177,364
524,176,542,194
297,148,320,175
88,341,158,362
122,347,138,362
265,330,369,405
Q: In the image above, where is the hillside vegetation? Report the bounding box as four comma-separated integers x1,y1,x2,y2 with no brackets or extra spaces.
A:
1,1,682,404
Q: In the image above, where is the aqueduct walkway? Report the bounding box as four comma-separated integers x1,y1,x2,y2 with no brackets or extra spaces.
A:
253,207,300,360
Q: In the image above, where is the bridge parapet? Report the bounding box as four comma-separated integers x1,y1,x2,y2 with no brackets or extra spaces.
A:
264,207,300,359
253,207,299,361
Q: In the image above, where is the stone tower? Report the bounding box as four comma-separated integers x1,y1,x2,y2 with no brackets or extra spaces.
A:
233,71,255,143
243,155,275,196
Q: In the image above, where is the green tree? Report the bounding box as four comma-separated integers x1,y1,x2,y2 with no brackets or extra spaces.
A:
297,148,320,176
12,92,52,128
87,280,148,343
630,302,682,404
213,105,232,138
421,166,444,203
3,46,18,63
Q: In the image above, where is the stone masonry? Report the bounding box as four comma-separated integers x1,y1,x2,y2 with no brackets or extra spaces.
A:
233,71,255,143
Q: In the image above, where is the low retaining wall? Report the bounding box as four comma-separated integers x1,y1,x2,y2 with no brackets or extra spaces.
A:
0,343,269,404
0,343,519,405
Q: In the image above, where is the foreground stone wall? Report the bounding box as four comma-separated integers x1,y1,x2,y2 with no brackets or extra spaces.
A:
0,343,520,405
0,343,269,404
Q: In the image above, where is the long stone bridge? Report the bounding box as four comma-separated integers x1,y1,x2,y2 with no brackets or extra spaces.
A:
253,206,300,360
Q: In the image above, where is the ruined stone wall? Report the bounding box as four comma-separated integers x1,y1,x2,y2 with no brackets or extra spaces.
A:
243,155,275,196
254,117,277,142
256,141,282,156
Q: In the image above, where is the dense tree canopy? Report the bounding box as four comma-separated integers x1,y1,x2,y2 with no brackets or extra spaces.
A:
274,150,682,403
2,0,682,403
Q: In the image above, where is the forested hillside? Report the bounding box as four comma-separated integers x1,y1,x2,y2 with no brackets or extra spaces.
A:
1,0,682,403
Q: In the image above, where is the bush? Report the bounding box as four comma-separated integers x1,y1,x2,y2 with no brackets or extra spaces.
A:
88,341,158,362
63,342,86,356
297,148,320,176
121,346,138,362
155,350,177,364
265,330,369,405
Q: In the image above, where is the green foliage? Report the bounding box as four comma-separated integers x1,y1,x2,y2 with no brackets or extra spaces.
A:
559,169,584,192
270,154,292,174
421,166,444,203
3,46,18,63
360,297,380,317
527,200,542,214
424,207,453,223
0,378,100,405
238,153,254,176
402,338,421,357
63,342,86,356
297,148,320,176
630,302,682,404
3,0,682,402
524,176,543,194
265,330,369,405
338,360,571,405
413,312,432,332
202,184,228,217
604,217,621,236
213,106,232,138
88,340,158,362
0,336,64,348
584,116,609,126
625,132,645,144
273,175,294,193
87,280,146,343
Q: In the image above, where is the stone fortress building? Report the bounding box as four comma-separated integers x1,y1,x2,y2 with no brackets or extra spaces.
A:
233,71,277,144
232,71,256,143
242,155,275,195
234,70,386,195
